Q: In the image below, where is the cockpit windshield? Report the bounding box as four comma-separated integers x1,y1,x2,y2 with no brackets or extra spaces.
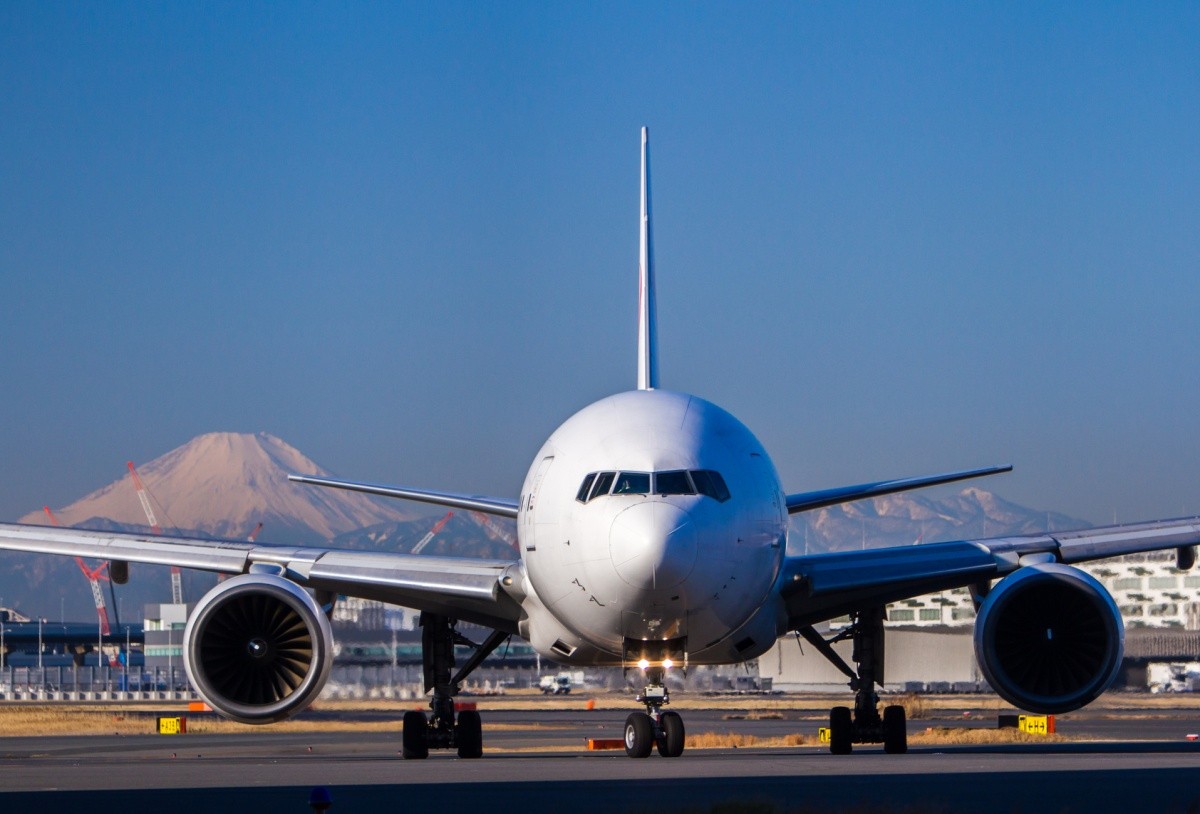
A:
612,472,650,495
576,469,730,503
654,470,694,495
588,471,616,500
691,470,731,502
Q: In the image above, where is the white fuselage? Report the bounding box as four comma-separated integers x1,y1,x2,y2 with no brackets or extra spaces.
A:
516,389,788,666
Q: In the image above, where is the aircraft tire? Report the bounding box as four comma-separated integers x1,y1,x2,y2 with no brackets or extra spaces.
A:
882,705,907,754
624,712,654,758
656,711,685,757
829,706,852,755
456,710,483,759
402,710,429,759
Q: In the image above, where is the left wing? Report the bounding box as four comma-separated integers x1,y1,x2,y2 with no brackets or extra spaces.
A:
0,522,523,632
779,515,1200,627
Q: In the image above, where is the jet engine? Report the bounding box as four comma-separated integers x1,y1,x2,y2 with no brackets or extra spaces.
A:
183,573,333,724
974,562,1123,714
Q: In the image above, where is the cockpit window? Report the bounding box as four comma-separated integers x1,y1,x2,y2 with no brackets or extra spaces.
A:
578,469,729,503
654,470,695,495
612,471,650,495
576,473,597,503
589,471,616,500
691,470,731,502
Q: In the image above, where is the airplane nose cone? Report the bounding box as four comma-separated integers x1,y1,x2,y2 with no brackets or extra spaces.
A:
609,502,697,591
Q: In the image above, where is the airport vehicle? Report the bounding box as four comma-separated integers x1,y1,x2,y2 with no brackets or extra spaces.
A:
2,129,1200,759
539,673,579,695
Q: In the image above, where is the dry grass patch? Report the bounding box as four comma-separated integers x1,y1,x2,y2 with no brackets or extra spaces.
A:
888,693,928,720
909,726,1067,745
687,731,811,749
686,726,1070,750
0,705,568,737
722,711,785,721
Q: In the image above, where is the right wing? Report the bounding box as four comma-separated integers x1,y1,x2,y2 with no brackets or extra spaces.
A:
288,474,520,518
779,515,1200,628
0,522,523,632
784,465,1012,514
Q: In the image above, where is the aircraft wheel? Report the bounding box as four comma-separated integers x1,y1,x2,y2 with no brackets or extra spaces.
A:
882,704,907,754
829,706,853,755
656,710,685,757
402,710,429,759
624,712,654,758
456,710,483,759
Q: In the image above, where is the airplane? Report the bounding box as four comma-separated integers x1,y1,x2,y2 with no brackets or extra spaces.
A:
3,127,1200,759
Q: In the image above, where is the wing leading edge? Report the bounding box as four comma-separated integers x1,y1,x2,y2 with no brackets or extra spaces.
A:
287,474,520,518
0,521,522,632
784,465,1012,514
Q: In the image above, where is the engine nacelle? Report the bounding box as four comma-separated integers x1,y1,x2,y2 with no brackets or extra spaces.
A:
183,574,333,724
974,562,1123,714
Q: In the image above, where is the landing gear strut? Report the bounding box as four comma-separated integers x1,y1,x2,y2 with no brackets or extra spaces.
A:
799,606,906,755
624,665,685,758
401,612,506,760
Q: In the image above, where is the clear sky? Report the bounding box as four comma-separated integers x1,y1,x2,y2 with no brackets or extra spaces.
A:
2,3,1198,527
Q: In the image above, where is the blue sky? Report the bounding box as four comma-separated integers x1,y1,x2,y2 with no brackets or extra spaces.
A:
2,3,1198,526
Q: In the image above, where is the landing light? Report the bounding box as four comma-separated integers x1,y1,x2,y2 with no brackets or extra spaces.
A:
635,658,674,670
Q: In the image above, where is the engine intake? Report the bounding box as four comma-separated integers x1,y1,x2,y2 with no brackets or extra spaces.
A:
184,574,333,724
974,562,1123,714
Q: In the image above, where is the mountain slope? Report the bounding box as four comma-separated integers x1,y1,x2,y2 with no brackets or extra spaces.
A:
7,432,426,619
789,485,1089,555
20,432,413,543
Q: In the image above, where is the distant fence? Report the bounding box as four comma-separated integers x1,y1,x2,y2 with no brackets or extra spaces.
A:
0,664,555,702
0,665,196,702
0,662,762,702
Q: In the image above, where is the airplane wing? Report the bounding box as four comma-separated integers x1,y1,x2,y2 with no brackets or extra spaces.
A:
779,515,1200,627
287,474,520,518
0,522,523,632
784,465,1012,514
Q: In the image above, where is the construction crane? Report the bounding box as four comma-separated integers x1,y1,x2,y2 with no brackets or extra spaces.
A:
411,512,454,555
468,510,518,552
127,461,184,604
43,507,113,636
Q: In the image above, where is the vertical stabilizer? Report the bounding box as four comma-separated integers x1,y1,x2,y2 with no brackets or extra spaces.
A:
638,126,658,390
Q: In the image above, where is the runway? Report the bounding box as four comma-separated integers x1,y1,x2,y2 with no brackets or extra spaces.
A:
4,705,1200,813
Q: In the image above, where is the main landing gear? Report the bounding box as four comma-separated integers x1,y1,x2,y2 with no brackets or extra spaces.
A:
623,663,685,758
401,613,507,760
798,606,907,755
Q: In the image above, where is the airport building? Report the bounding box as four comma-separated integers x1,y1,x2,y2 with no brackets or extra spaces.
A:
142,602,191,674
818,550,1200,631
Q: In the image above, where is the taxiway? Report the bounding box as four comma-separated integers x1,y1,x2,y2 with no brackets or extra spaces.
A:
2,703,1200,813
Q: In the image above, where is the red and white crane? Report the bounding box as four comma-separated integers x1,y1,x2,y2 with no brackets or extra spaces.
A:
43,506,112,636
411,511,454,555
127,461,184,604
468,510,518,552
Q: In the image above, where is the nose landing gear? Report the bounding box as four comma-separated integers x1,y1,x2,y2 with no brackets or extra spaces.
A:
624,666,686,757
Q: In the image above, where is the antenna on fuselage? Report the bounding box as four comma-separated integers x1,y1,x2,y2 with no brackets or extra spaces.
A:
637,126,658,391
